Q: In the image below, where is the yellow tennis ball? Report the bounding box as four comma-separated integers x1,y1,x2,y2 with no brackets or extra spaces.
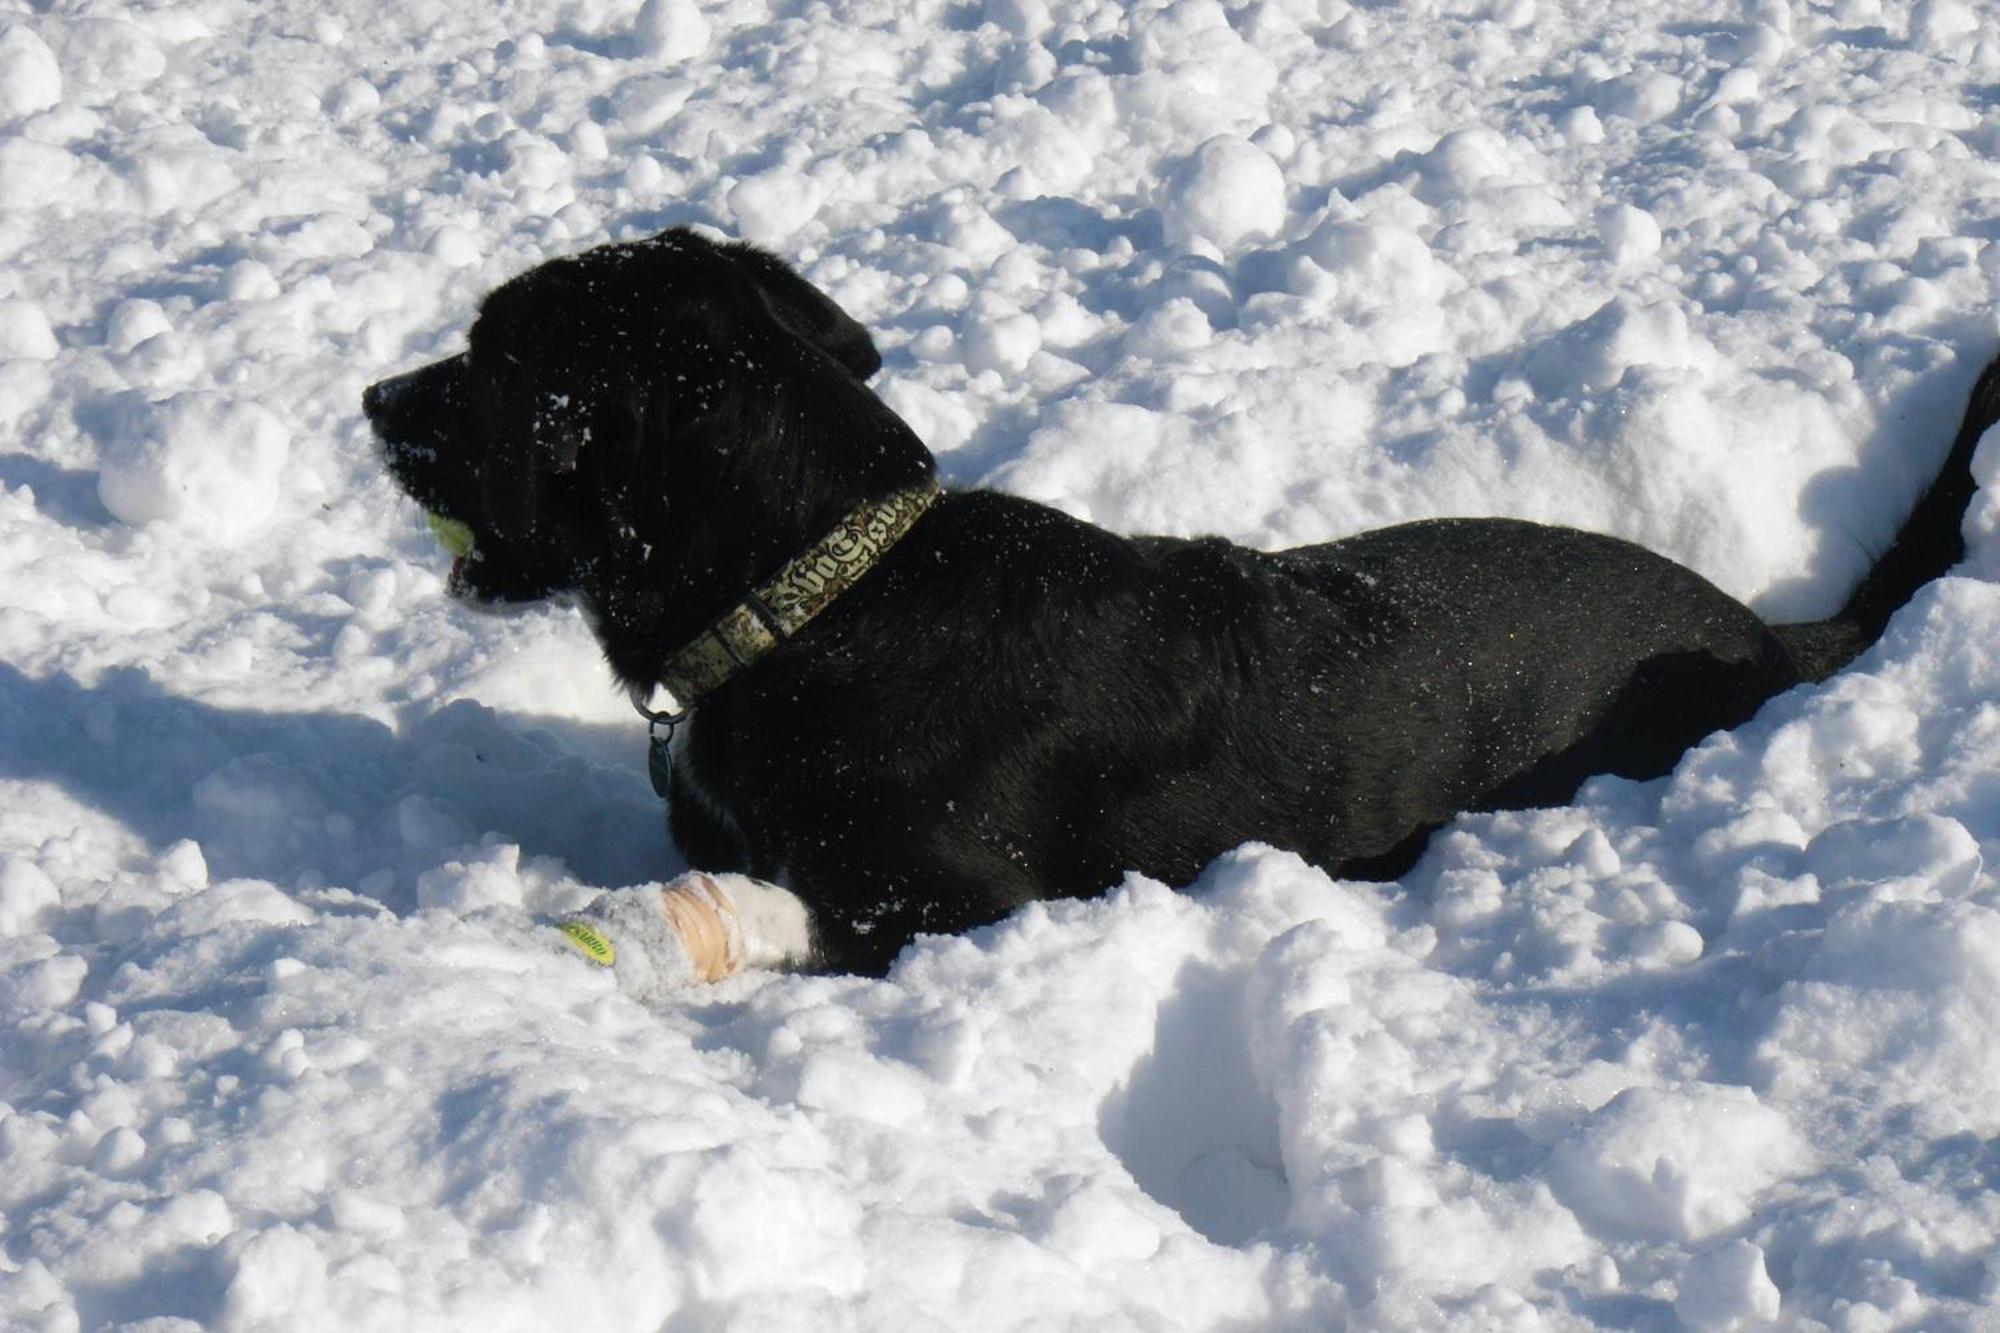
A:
426,512,475,558
557,919,616,966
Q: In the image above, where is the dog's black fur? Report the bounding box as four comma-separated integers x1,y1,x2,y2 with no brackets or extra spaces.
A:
366,228,1999,975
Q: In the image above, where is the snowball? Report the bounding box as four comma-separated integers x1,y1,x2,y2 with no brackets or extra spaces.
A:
878,378,978,453
1124,298,1213,359
46,17,165,96
1153,255,1235,323
106,298,172,353
415,844,527,914
1674,1241,1782,1330
222,259,281,300
1304,218,1448,307
727,169,823,244
1596,70,1683,122
1164,136,1288,250
1802,814,1982,895
607,74,693,137
1911,0,1978,46
0,953,87,1009
154,839,210,892
960,308,1042,374
0,299,59,360
1522,296,1712,397
1629,919,1705,968
0,140,77,213
0,856,60,936
1251,123,1296,161
221,1226,329,1327
1973,421,2000,491
1714,68,1760,104
1415,127,1512,204
1549,1083,1809,1242
1561,105,1606,144
0,24,62,120
1597,204,1663,264
908,325,955,362
1967,424,2000,577
632,0,711,60
322,76,380,123
92,1125,147,1174
1782,105,1892,165
328,1192,407,1238
427,225,482,267
96,391,292,543
1746,0,1793,35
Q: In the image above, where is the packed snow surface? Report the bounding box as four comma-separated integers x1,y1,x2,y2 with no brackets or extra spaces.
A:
3,0,2000,1327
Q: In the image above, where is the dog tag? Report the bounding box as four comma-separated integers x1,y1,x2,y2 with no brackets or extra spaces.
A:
648,734,675,800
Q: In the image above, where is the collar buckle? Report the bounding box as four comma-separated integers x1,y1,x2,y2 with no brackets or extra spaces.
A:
630,683,688,801
629,681,690,727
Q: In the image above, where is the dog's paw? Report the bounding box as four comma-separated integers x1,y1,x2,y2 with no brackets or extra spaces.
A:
553,872,814,994
555,883,702,998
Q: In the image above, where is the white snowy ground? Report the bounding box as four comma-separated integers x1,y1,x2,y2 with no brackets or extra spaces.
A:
3,0,2000,1326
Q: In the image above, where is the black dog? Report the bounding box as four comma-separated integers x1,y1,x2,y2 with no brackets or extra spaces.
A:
366,228,1997,975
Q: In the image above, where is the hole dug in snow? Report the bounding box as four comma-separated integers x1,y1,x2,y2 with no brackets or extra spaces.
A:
1097,960,1289,1246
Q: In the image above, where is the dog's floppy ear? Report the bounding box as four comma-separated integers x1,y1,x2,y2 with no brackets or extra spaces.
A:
715,239,883,381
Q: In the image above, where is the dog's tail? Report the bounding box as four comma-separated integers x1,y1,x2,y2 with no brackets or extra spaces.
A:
1773,352,2000,681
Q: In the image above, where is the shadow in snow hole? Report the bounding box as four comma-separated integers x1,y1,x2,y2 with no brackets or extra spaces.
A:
1098,959,1289,1246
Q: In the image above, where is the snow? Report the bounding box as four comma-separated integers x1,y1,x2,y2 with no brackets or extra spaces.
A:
1165,136,1289,249
1,0,1999,1327
0,25,62,123
1673,1241,1783,1332
95,393,292,541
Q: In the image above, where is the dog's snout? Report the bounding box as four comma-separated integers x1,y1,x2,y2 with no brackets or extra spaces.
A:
363,367,421,426
361,376,392,422
363,353,469,442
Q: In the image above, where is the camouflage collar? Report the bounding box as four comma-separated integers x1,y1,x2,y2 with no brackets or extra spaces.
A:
630,476,943,724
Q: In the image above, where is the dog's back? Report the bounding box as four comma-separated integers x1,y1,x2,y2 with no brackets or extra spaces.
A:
1262,353,2000,874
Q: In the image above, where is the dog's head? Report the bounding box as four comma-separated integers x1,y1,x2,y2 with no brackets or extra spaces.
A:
364,228,904,617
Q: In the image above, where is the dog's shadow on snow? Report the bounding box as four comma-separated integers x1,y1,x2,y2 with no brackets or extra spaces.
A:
0,662,674,906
